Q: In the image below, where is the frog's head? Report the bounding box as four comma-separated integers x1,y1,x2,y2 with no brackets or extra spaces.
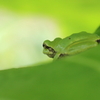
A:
43,40,56,58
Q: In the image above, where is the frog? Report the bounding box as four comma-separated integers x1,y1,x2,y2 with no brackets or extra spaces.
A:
43,26,100,60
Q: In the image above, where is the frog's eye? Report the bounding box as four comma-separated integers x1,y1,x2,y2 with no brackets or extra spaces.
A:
43,44,50,49
43,44,55,52
96,39,100,43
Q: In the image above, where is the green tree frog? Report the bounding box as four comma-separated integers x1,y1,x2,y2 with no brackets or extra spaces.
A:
43,27,100,60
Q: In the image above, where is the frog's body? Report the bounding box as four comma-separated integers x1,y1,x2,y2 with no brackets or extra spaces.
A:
43,27,100,60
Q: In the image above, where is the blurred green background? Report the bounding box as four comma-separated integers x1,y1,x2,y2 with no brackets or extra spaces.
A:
0,0,100,69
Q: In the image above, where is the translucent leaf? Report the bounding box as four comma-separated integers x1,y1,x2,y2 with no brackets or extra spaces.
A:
94,26,100,36
0,45,100,100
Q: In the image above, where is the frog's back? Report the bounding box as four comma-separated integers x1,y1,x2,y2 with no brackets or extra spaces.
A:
59,31,99,50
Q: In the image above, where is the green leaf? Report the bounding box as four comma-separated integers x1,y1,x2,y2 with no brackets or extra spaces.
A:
94,26,100,36
0,45,100,100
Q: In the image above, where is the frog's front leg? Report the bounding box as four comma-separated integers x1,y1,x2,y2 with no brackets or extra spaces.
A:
53,53,61,60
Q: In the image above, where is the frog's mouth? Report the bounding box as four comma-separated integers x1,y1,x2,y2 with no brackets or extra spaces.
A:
43,44,56,58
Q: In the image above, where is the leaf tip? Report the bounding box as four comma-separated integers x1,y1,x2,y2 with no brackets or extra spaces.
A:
94,26,100,35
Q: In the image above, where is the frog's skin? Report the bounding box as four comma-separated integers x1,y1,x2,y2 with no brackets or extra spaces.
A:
43,28,100,60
